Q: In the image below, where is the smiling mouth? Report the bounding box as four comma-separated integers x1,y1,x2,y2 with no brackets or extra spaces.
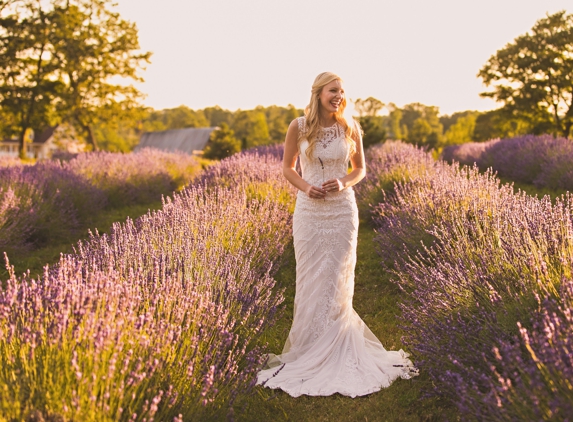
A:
330,101,340,108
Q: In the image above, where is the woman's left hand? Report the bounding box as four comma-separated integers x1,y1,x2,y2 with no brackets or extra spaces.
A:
322,178,344,193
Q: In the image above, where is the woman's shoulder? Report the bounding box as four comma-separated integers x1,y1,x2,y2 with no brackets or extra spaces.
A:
288,116,306,134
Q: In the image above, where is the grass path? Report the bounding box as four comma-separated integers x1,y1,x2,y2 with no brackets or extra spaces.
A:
235,218,458,422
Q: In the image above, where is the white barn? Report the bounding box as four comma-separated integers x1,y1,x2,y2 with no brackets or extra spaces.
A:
0,126,85,159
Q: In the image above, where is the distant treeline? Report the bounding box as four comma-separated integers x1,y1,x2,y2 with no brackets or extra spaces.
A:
92,99,556,155
354,97,560,152
92,105,302,153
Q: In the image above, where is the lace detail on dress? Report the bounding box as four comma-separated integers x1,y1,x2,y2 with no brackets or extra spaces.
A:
296,116,344,149
256,115,418,398
318,124,344,149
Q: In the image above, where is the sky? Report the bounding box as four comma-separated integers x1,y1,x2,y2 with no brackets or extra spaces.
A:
115,0,571,116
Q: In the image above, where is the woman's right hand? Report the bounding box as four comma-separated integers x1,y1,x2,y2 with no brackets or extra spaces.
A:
305,185,326,199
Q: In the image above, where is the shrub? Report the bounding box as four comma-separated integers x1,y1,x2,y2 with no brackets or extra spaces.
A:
0,147,295,420
365,141,573,420
0,161,106,252
65,148,202,208
442,134,573,191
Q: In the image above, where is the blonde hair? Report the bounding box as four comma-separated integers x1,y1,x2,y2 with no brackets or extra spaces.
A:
299,72,360,158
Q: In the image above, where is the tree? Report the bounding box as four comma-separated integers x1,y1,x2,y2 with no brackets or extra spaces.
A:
353,97,386,148
386,103,405,140
204,105,233,127
231,109,270,149
354,97,384,118
478,11,573,137
0,0,150,154
0,0,61,157
400,103,443,148
358,116,386,149
473,107,553,141
264,104,300,143
203,123,241,160
50,0,151,150
443,112,478,145
146,106,209,130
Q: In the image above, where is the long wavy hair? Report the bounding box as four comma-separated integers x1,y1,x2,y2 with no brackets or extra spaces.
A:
299,72,360,158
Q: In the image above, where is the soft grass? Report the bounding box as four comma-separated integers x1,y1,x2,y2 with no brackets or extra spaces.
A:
1,200,163,280
234,219,459,422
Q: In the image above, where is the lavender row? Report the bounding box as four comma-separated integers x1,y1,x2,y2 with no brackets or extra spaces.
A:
362,141,573,420
442,134,573,191
0,147,296,420
0,148,202,253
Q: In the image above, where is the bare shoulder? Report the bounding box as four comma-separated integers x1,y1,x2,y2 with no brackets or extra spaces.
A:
287,117,303,137
350,118,363,142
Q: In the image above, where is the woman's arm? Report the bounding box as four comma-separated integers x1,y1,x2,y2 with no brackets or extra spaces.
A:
283,119,327,199
321,122,366,192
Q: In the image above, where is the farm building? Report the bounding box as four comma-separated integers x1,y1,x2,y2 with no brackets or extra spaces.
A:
0,125,85,159
135,127,218,155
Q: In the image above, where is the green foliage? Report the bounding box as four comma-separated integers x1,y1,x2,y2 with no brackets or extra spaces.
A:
358,115,386,149
478,10,573,137
386,103,406,140
232,109,270,149
144,105,209,131
443,112,478,146
440,111,476,133
354,97,386,148
204,105,234,127
203,123,241,160
401,103,444,148
473,107,554,141
354,97,385,117
263,104,300,143
0,0,62,155
0,0,151,152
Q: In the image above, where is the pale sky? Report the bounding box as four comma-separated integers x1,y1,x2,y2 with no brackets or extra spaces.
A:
115,0,571,116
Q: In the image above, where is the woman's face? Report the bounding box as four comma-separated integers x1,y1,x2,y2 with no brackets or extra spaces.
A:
318,79,344,114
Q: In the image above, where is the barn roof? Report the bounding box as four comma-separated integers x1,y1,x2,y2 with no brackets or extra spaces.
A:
135,127,218,154
34,126,57,144
0,126,57,144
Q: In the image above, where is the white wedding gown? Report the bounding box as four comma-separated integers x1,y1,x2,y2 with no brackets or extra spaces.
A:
256,117,417,397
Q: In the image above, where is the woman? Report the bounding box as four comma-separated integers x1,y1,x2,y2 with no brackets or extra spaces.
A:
257,72,417,397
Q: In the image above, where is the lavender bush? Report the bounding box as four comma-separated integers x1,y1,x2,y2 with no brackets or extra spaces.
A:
354,141,435,211
441,138,499,167
197,144,293,212
442,135,573,191
0,147,296,420
0,161,106,252
0,149,202,253
64,148,203,207
363,141,573,420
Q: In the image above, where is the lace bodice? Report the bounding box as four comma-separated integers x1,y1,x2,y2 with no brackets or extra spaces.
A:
296,116,351,193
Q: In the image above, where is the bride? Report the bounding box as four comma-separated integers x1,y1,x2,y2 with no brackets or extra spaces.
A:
256,72,418,397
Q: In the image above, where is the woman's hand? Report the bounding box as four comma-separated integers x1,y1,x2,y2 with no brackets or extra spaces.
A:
305,185,327,199
322,178,344,193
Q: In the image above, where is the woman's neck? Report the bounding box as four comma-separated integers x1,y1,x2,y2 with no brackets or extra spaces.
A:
318,110,336,127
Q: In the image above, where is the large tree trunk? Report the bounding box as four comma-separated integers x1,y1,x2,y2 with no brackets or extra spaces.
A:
564,121,573,139
85,124,99,151
18,127,28,160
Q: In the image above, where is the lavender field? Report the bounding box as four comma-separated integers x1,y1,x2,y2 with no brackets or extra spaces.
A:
1,140,572,421
369,142,573,420
442,135,573,192
0,149,203,254
0,148,295,420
